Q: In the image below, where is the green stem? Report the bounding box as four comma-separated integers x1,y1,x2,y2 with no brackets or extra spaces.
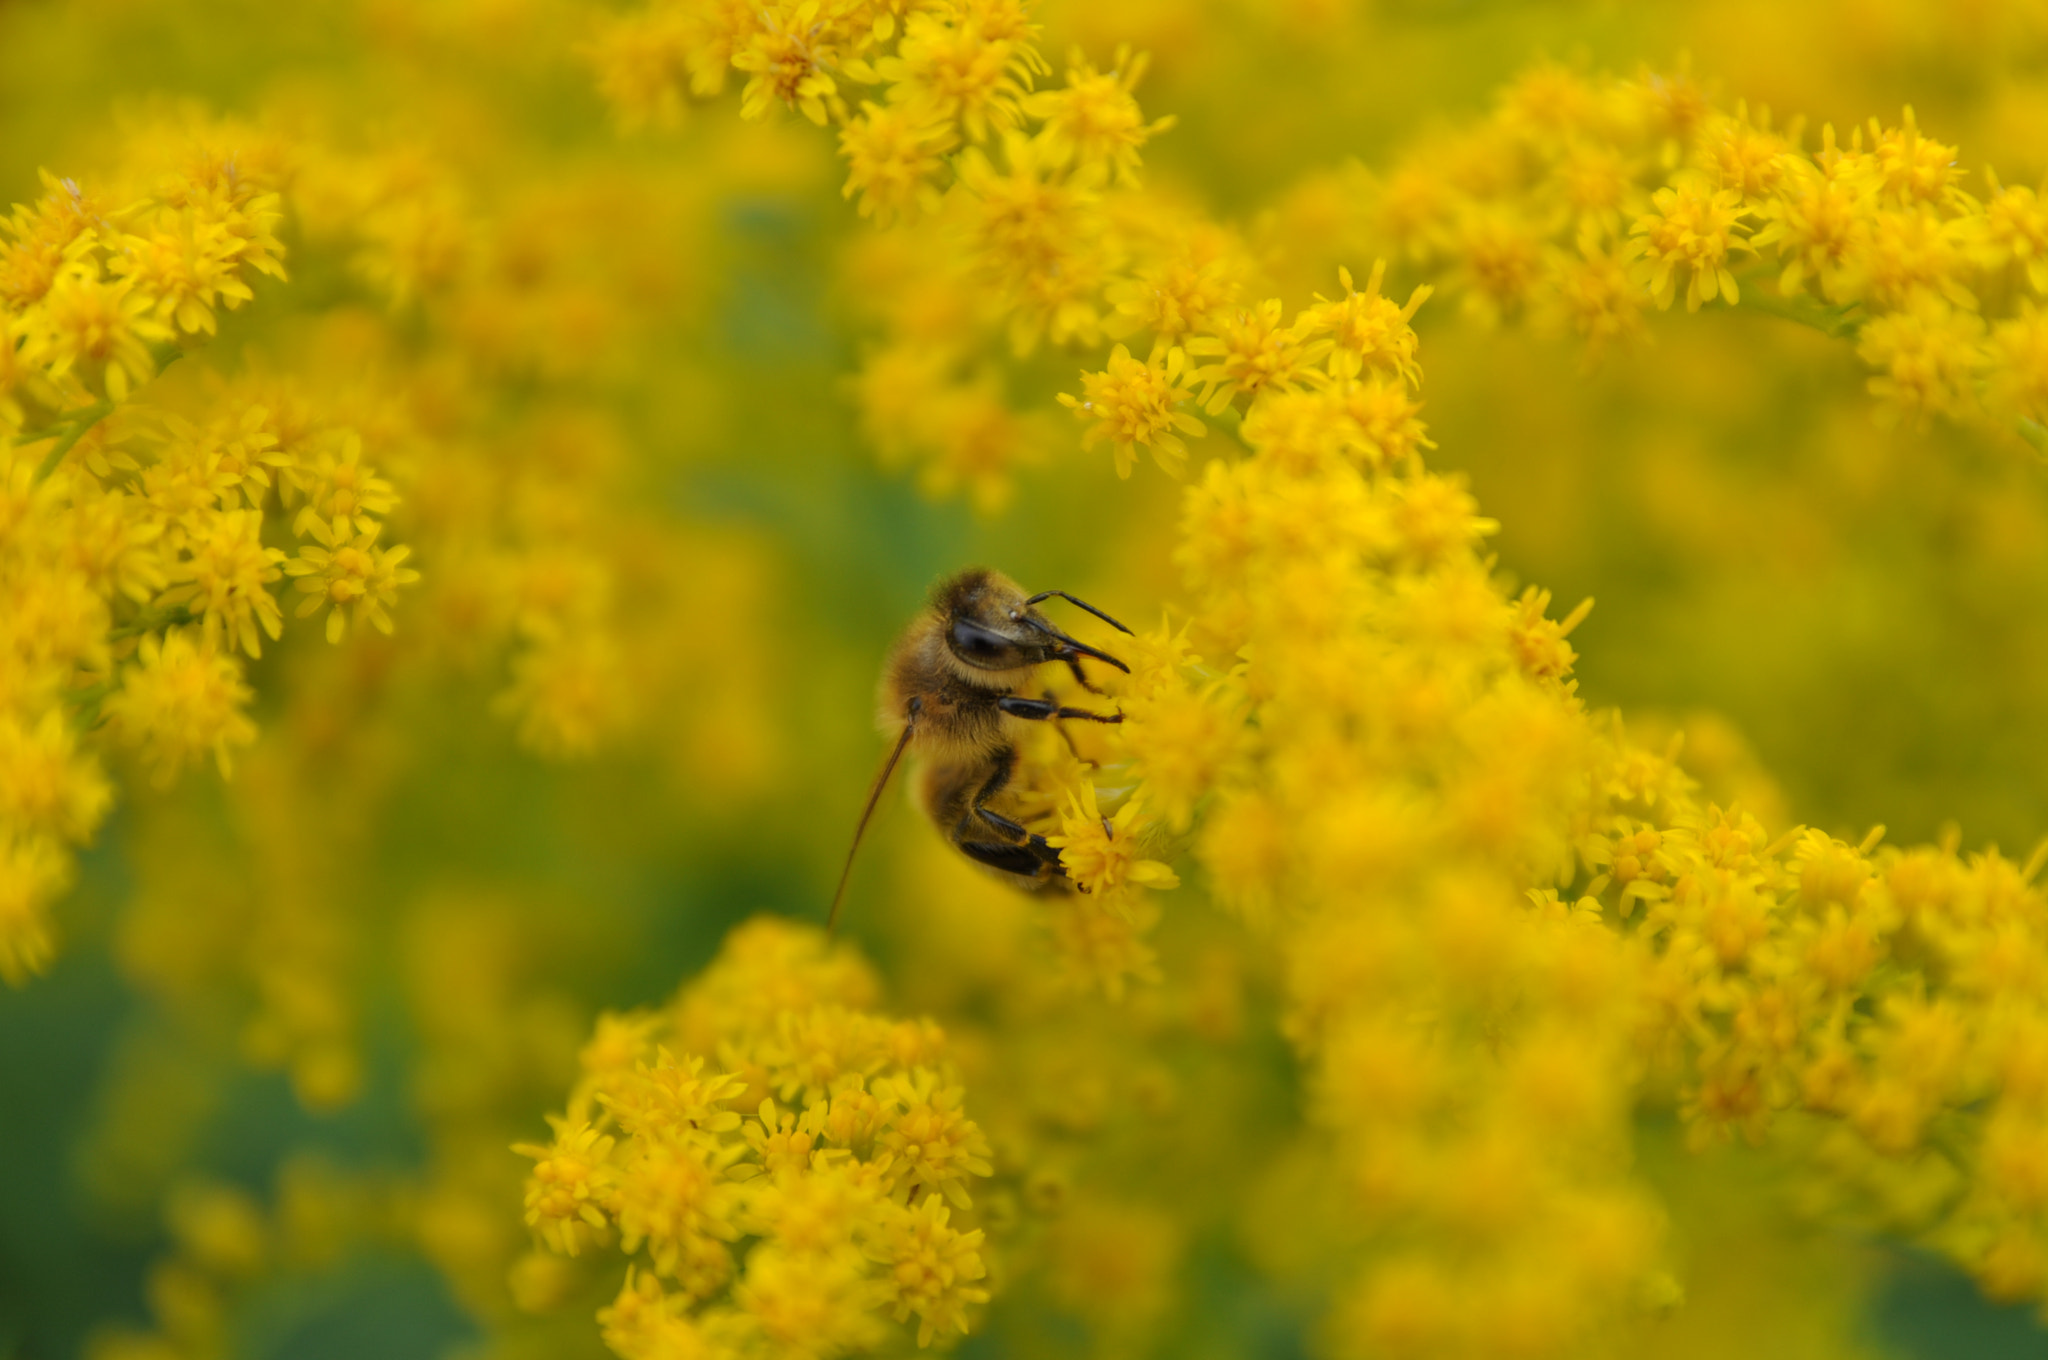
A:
2017,418,2048,457
29,399,115,482
107,606,197,641
68,679,115,726
1735,286,1864,340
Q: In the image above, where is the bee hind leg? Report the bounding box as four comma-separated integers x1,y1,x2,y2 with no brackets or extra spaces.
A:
975,807,1067,873
954,746,1068,878
959,838,1065,878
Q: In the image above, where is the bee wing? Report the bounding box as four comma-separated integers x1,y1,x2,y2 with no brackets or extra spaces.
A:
829,701,921,934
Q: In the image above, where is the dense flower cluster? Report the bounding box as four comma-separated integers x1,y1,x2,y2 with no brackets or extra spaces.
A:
1,101,796,995
625,10,2048,1355
11,3,2048,1360
588,0,1193,509
519,917,995,1357
0,125,423,986
1330,66,2048,436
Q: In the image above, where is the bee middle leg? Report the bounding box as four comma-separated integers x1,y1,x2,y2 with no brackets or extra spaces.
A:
997,696,1122,724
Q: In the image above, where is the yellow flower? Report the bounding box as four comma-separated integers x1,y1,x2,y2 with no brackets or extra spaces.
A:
1024,46,1172,186
872,10,1036,145
1840,205,1975,310
287,432,396,540
0,832,68,986
1696,103,1795,199
1972,172,2048,294
0,709,112,844
732,3,843,126
1856,295,1987,425
1296,262,1432,386
35,256,171,402
1043,781,1179,896
1543,239,1652,355
1186,298,1325,414
1626,182,1752,311
867,1195,989,1346
514,1117,619,1257
873,1068,994,1207
0,169,98,311
1986,301,2048,425
838,102,953,224
954,132,1110,352
104,628,257,783
1103,223,1249,347
1859,108,1963,208
597,1269,720,1360
158,509,285,657
1057,343,1205,478
582,8,696,132
282,517,420,643
524,920,994,1351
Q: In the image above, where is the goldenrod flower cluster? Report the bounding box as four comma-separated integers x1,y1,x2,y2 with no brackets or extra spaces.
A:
0,126,425,986
589,0,1197,508
520,917,995,1356
627,8,2048,1355
14,3,2048,1360
1323,64,2048,438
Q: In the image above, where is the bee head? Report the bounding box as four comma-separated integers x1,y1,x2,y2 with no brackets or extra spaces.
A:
936,568,1131,679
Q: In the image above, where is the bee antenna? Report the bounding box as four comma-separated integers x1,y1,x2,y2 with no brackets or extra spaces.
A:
1019,615,1129,673
1022,589,1134,635
830,699,921,935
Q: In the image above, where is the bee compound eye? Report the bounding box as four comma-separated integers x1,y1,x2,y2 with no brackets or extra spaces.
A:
949,617,1021,667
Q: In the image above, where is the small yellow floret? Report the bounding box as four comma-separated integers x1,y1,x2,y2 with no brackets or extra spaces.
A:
1057,343,1204,478
104,628,257,783
1627,182,1752,311
1044,782,1179,896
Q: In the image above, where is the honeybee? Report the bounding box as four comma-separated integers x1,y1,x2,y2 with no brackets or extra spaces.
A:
830,567,1132,929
